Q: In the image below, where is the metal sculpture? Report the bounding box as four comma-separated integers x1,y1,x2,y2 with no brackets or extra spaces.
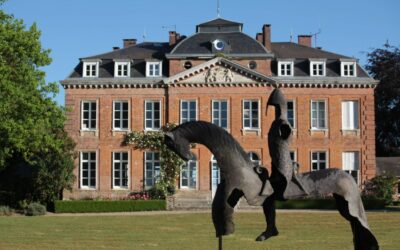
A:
164,90,379,250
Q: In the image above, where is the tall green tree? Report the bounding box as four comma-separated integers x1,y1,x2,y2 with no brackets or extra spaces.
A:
0,7,75,205
366,44,400,156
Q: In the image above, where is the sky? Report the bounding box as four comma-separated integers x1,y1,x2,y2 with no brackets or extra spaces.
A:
2,0,400,106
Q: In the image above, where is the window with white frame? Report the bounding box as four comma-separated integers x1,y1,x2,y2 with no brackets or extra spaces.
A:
83,62,99,77
289,150,297,162
211,156,220,191
145,100,161,130
146,61,162,77
181,154,197,189
342,152,360,185
80,152,97,188
144,152,161,189
212,100,228,129
311,151,327,171
113,152,129,189
310,61,325,76
180,100,197,123
114,62,130,77
342,101,359,130
243,100,259,129
311,100,327,129
341,62,357,77
81,101,97,130
287,100,295,128
278,61,293,76
113,101,129,130
248,152,261,166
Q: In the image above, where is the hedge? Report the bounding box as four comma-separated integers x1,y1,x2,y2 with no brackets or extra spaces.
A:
54,200,166,213
275,197,386,210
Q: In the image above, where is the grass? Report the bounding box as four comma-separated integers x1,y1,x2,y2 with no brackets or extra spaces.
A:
0,211,399,250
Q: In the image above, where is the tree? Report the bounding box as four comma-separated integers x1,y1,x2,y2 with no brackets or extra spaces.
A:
366,43,400,156
0,7,75,205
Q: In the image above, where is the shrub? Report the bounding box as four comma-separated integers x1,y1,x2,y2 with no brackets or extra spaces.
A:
54,200,166,213
0,206,12,216
25,202,46,216
362,174,398,205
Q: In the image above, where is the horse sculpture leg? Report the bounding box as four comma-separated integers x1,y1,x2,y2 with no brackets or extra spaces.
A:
212,181,243,237
256,195,279,241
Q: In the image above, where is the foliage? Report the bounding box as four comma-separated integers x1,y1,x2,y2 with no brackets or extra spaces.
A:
0,205,12,216
54,200,166,213
362,174,398,205
0,9,76,205
366,43,400,156
25,202,46,216
125,124,185,196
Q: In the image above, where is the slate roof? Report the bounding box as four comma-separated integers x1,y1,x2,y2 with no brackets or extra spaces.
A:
376,157,400,176
169,32,270,55
197,18,242,27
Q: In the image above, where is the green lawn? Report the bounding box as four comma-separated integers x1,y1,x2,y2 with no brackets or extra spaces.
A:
0,211,399,250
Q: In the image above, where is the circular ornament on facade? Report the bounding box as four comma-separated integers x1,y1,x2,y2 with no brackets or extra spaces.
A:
212,39,225,51
249,61,257,70
184,61,192,69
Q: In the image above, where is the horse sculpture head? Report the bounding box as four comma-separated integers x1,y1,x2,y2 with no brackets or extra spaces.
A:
164,131,192,161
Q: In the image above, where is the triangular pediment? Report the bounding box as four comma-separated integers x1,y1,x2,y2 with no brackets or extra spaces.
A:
165,57,276,86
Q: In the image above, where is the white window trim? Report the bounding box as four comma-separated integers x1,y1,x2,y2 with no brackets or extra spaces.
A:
211,155,220,192
342,151,360,185
82,61,99,78
310,61,326,77
310,99,328,130
287,99,296,129
180,99,198,124
114,61,131,77
81,100,98,131
211,99,229,130
112,100,130,131
248,152,261,166
180,155,198,190
242,99,261,130
112,152,130,190
341,100,360,130
144,100,162,131
341,61,357,77
146,61,162,77
80,151,98,190
277,60,294,77
144,151,161,190
310,151,328,171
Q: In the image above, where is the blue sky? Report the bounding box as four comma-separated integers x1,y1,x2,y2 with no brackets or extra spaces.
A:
3,0,400,106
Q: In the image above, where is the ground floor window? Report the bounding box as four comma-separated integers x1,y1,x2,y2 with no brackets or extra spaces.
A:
211,156,220,198
113,152,129,189
181,155,197,189
144,152,160,189
342,151,360,185
311,151,327,171
80,152,96,189
248,152,261,166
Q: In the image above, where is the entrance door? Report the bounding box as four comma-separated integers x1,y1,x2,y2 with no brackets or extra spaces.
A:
211,156,220,198
180,155,197,189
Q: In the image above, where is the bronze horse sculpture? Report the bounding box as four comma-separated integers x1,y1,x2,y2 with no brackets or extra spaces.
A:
164,89,378,250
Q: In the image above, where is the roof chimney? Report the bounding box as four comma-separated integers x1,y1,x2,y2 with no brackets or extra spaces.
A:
113,46,120,51
298,35,312,47
262,24,271,52
256,32,263,43
123,38,137,48
169,31,178,46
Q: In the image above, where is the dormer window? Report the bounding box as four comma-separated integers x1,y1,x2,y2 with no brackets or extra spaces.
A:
146,61,162,77
278,60,294,76
114,61,130,77
310,60,326,76
82,61,99,77
341,60,357,77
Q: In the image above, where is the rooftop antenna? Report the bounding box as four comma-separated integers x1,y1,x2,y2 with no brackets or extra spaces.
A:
162,25,177,32
290,28,293,42
217,0,221,17
310,29,322,47
142,28,147,42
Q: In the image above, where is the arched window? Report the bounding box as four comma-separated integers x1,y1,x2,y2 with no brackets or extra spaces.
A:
180,154,197,189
